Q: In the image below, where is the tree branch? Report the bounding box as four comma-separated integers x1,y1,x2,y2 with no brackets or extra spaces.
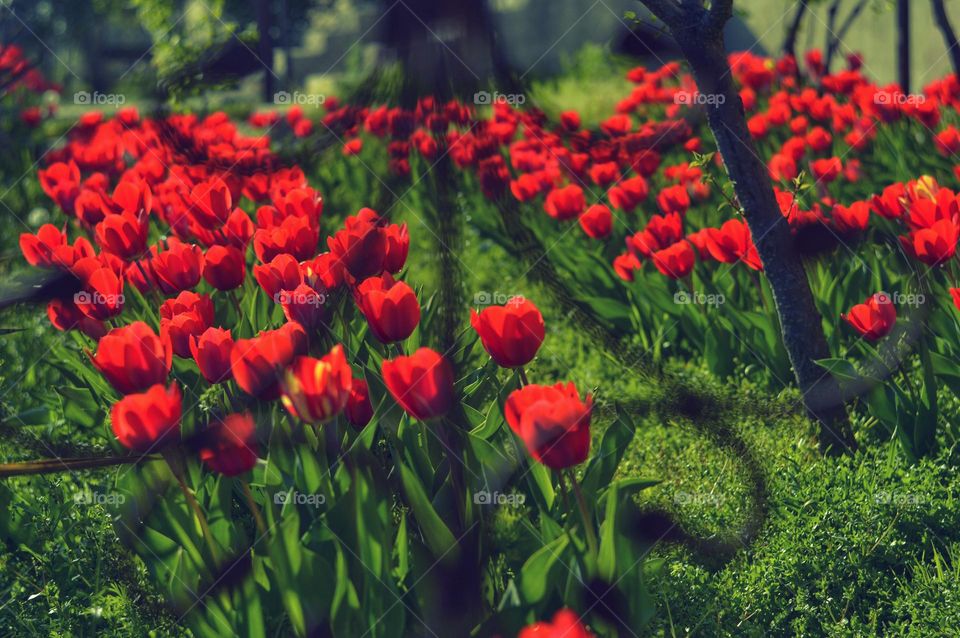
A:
782,1,809,58
639,0,683,26
932,0,960,78
705,0,734,34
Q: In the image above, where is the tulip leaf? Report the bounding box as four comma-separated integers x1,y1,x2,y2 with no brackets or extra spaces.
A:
519,534,569,602
470,395,506,440
581,406,636,496
527,460,555,511
598,481,619,581
597,477,662,502
398,461,459,560
814,357,861,383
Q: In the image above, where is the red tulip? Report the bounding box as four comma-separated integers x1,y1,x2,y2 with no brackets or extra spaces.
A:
768,153,798,181
935,126,960,156
703,219,763,270
656,184,691,216
345,377,374,428
46,298,106,340
579,204,612,239
504,382,591,469
202,244,246,291
355,273,421,343
254,253,303,298
810,157,842,183
189,177,234,228
110,382,182,451
519,608,595,638
843,293,896,341
152,239,204,294
950,288,960,312
613,252,641,282
231,322,308,400
560,111,581,131
279,282,328,329
38,161,80,213
343,138,363,155
96,210,149,259
254,214,318,262
71,256,125,321
544,185,586,221
383,223,410,273
831,202,871,234
190,327,235,384
470,298,545,368
627,213,683,258
381,347,454,420
912,218,959,265
280,345,353,423
870,183,906,220
511,173,543,202
607,175,648,213
160,291,214,358
20,225,93,269
651,240,695,279
588,161,619,187
327,213,387,280
304,252,347,290
90,321,172,394
198,412,258,476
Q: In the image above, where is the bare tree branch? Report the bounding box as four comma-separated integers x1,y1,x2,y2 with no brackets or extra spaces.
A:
932,0,960,78
825,0,869,73
782,1,809,58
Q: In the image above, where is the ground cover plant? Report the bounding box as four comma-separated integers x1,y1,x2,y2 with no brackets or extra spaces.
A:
4,0,960,636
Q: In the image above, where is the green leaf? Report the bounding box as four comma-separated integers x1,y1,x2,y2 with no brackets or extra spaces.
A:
598,482,619,581
581,405,636,496
398,461,459,560
814,358,861,383
519,534,569,603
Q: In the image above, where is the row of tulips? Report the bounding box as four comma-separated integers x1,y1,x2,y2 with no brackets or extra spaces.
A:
15,87,633,634
262,48,960,457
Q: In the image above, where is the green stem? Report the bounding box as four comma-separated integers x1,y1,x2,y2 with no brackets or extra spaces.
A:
164,453,222,565
565,468,599,558
241,480,268,538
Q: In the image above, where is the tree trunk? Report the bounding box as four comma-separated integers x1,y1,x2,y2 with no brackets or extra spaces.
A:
256,0,274,103
897,0,911,92
932,0,960,79
379,0,518,105
638,0,856,453
782,1,808,60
